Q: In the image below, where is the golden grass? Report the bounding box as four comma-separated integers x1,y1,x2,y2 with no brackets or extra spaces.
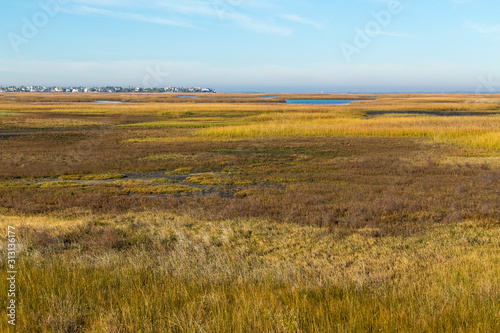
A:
2,93,498,116
1,212,499,332
0,214,87,230
200,114,500,151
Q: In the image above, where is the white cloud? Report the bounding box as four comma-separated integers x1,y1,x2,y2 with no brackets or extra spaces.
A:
158,1,215,17
223,12,293,36
464,21,500,34
69,5,194,28
278,14,322,30
62,0,293,36
62,0,135,6
158,1,293,36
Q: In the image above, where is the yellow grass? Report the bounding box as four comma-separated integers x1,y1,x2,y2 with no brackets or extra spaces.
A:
200,114,500,151
1,212,499,332
2,93,499,115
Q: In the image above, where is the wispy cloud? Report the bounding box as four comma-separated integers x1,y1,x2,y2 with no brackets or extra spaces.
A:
279,14,322,30
226,12,293,36
159,1,293,36
464,21,500,34
63,0,292,36
66,5,194,28
63,0,136,6
156,1,215,17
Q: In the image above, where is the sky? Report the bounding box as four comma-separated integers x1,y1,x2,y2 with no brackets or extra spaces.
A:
1,0,500,92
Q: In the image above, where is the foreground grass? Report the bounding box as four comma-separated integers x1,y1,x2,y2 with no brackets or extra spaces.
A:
0,212,499,332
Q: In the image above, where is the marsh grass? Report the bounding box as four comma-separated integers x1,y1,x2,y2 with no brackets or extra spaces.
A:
1,93,499,331
116,117,233,129
185,173,254,186
60,173,126,181
0,213,499,332
0,180,88,189
0,116,107,129
120,185,201,195
0,111,22,116
200,115,500,151
150,178,179,184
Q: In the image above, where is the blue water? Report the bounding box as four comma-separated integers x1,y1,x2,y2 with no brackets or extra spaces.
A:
285,99,362,105
95,100,124,104
261,96,279,99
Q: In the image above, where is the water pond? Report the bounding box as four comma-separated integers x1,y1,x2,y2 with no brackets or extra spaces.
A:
94,100,125,104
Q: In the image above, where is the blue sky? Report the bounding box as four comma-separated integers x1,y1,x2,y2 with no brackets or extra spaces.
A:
1,0,499,92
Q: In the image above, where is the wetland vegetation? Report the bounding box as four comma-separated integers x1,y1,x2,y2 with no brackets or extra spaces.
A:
0,93,499,332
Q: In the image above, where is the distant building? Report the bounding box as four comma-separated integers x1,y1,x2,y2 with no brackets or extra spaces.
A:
1,85,218,94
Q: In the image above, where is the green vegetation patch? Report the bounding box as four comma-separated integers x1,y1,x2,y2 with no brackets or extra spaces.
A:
39,181,89,188
150,178,179,184
0,181,88,189
121,185,201,195
60,173,126,181
113,179,152,186
184,174,224,185
0,111,22,116
185,173,254,186
232,180,255,186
